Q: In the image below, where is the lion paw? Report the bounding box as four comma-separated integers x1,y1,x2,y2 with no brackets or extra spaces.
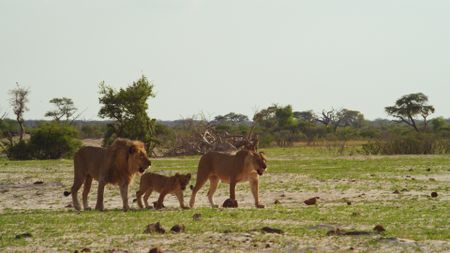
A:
256,204,265,209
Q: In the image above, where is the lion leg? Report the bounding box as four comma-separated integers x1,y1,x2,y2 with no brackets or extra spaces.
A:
70,175,84,211
207,176,220,208
189,174,208,208
155,191,168,209
95,179,106,211
250,179,264,208
119,183,130,212
175,191,189,209
229,180,237,200
136,190,145,209
143,189,152,209
82,175,93,210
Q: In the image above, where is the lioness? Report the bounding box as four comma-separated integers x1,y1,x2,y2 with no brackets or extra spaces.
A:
64,138,151,211
136,172,191,209
189,150,267,208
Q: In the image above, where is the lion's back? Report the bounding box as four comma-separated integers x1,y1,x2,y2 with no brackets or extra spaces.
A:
198,151,239,177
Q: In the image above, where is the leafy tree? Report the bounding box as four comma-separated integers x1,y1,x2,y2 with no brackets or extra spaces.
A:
45,97,78,122
98,76,156,151
9,82,30,141
430,117,450,137
293,110,315,123
275,105,296,129
214,113,249,125
385,92,435,132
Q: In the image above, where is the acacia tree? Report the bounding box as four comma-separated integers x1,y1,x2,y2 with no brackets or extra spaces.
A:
45,97,78,122
385,92,435,132
98,76,156,151
9,83,30,141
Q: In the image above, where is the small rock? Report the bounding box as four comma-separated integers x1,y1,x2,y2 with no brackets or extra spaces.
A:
429,178,436,181
0,189,9,193
280,193,286,197
261,227,284,234
33,181,44,185
304,197,319,205
431,192,438,198
274,199,281,205
408,168,413,171
346,201,352,205
170,224,185,233
192,213,202,221
222,198,238,208
393,190,400,194
373,225,385,233
426,168,431,172
15,232,32,239
148,247,162,253
265,244,271,248
144,222,166,234
81,248,91,253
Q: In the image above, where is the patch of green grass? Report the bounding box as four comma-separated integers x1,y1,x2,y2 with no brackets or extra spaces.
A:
0,148,449,251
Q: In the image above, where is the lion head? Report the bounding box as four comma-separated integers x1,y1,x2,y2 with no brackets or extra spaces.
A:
175,173,191,190
252,151,267,176
126,140,151,174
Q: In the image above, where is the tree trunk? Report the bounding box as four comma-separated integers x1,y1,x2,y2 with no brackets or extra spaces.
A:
19,122,25,141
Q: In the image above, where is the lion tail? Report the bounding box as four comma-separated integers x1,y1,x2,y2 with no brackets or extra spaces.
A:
63,191,71,197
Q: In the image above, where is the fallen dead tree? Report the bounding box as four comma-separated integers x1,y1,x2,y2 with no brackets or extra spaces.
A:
164,116,259,156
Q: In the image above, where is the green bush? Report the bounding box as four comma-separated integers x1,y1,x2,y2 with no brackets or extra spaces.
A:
7,123,82,160
30,123,82,159
6,140,33,160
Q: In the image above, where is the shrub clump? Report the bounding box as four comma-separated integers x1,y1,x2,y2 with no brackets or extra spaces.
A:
362,132,450,155
7,123,82,160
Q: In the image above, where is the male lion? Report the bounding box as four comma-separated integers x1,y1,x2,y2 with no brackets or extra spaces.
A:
64,138,151,211
189,150,267,208
136,172,191,209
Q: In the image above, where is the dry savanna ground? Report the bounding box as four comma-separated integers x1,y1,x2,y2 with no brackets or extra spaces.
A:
0,146,449,253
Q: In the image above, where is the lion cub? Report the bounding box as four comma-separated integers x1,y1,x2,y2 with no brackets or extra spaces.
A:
136,172,191,209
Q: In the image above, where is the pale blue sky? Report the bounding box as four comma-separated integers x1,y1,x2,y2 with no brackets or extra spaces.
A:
1,0,449,120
